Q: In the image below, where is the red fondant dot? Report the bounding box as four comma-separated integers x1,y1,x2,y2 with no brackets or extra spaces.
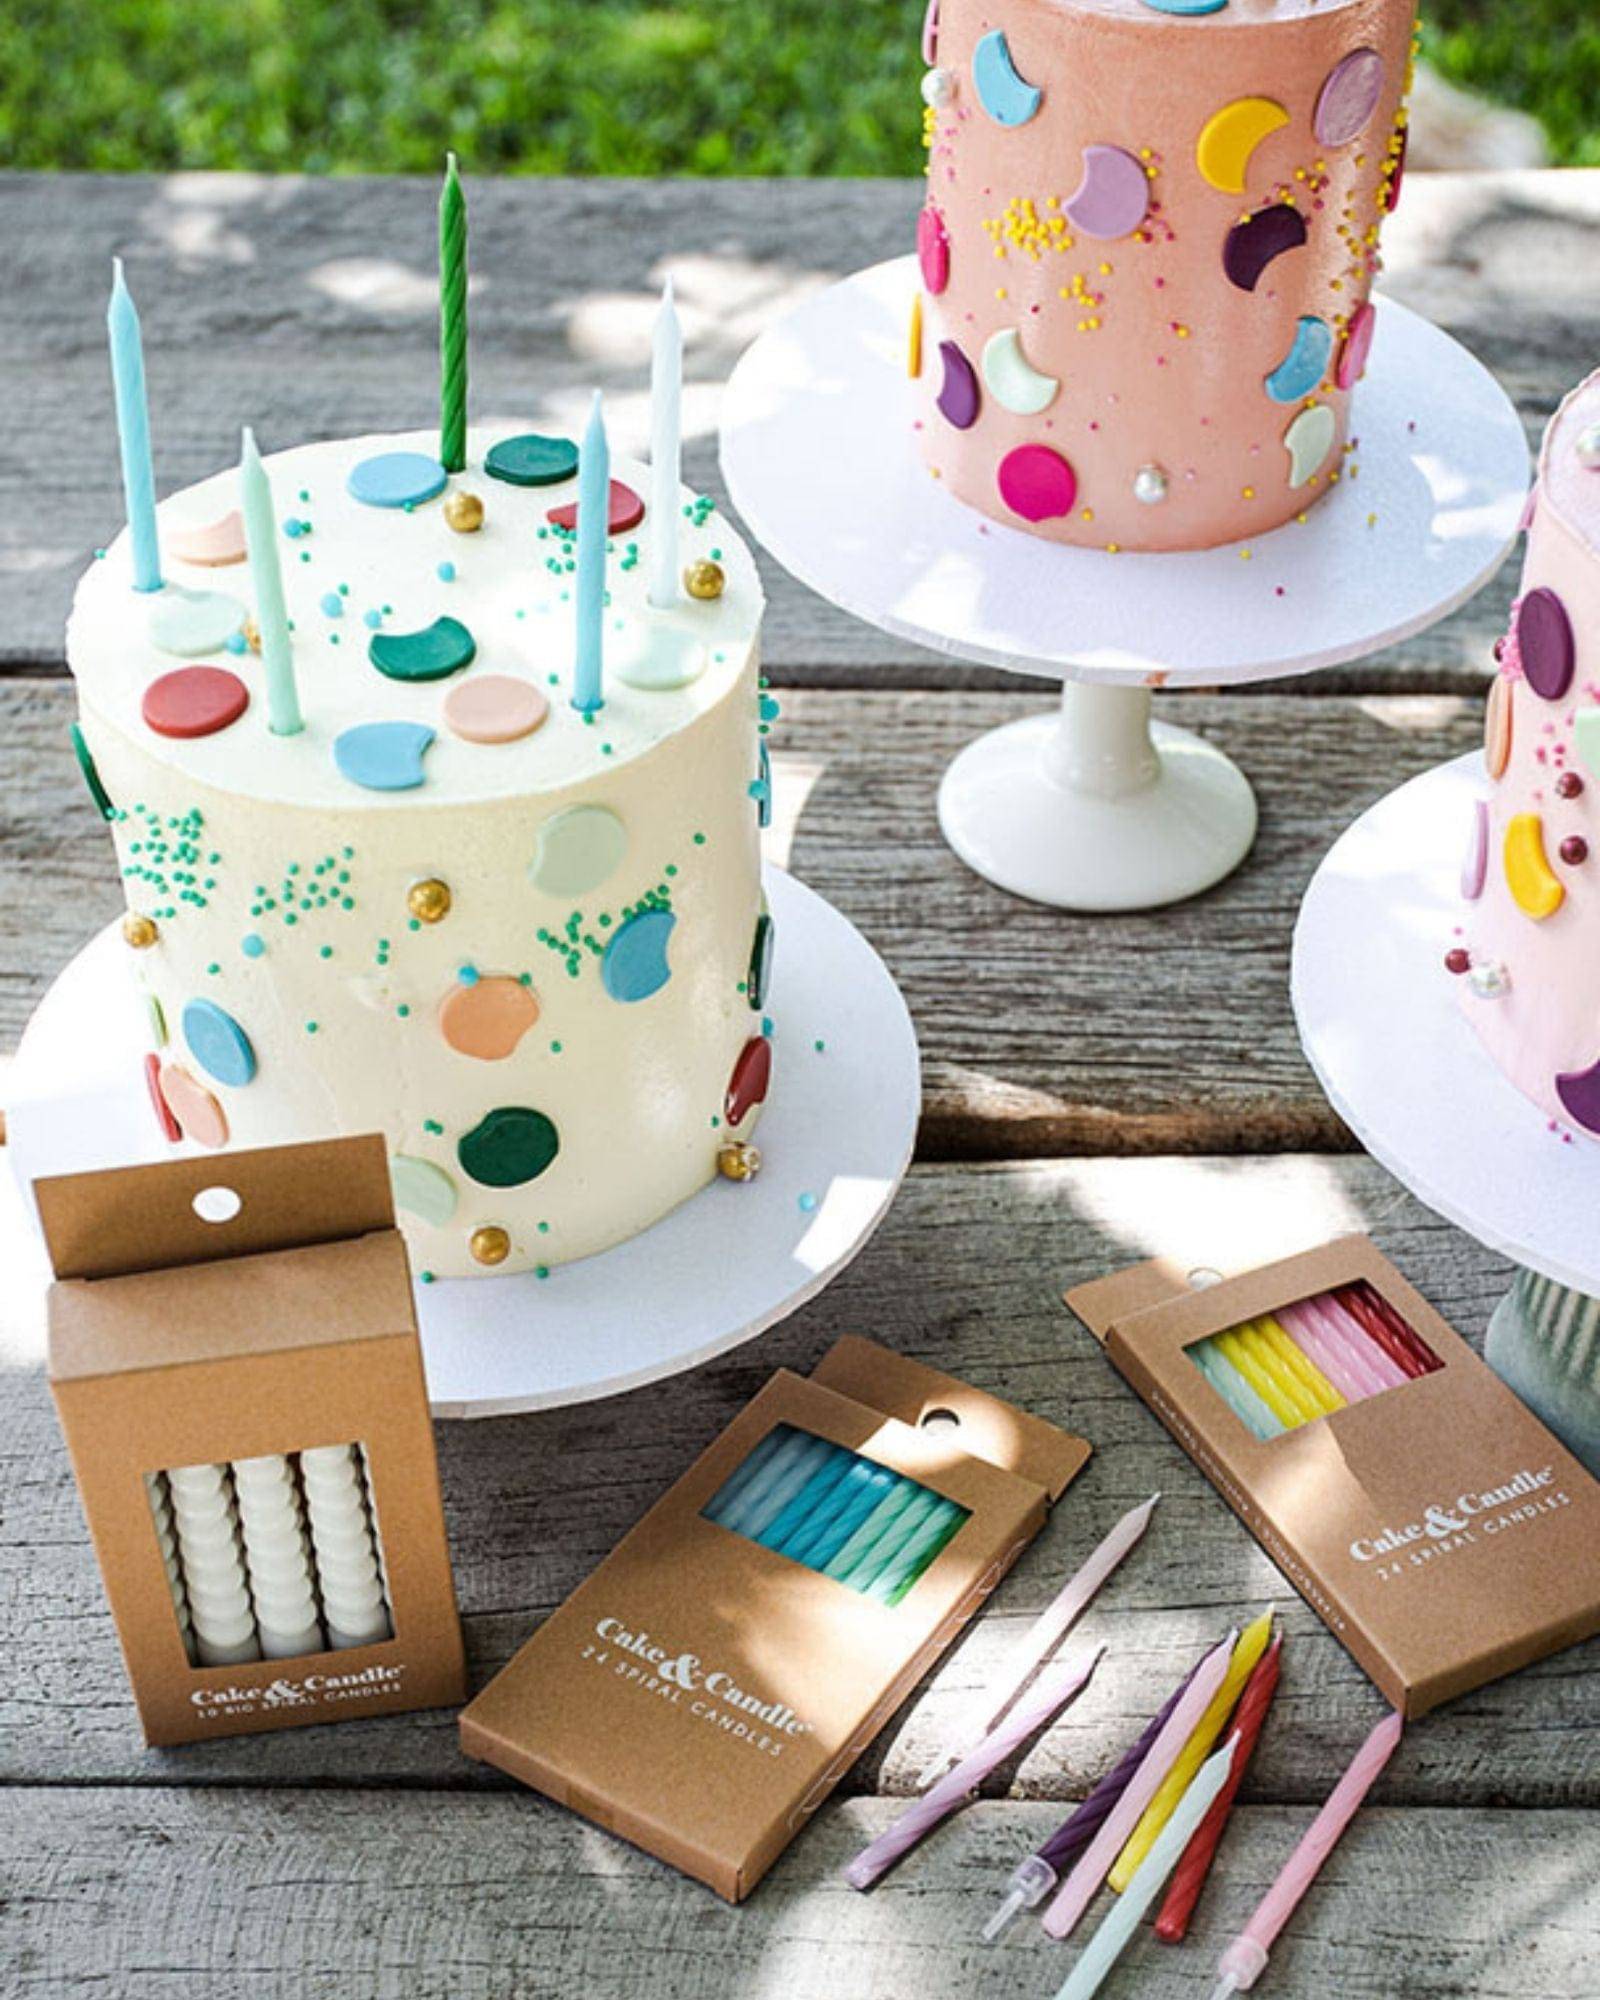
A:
725,1034,772,1128
545,480,645,535
141,665,250,740
145,1052,182,1142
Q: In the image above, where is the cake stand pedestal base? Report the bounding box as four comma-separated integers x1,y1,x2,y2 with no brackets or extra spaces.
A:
1293,755,1600,1474
937,681,1257,911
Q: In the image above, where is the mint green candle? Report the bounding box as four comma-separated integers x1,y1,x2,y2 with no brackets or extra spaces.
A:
239,427,302,736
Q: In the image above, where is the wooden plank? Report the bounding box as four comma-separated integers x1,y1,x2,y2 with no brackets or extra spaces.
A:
5,1787,1597,1999
0,677,1482,1152
9,1154,1597,1801
2,169,1595,683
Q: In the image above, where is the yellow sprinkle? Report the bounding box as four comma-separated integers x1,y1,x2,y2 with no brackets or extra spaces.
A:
1367,511,1378,528
1242,486,1256,500
996,287,1008,300
1175,324,1190,339
1106,542,1121,554
1240,548,1253,560
1080,508,1095,523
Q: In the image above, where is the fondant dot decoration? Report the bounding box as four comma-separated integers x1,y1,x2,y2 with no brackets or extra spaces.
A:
725,1034,773,1128
390,1153,458,1226
1335,301,1377,391
457,1106,561,1187
998,443,1078,523
1484,674,1513,779
1064,145,1150,241
1573,711,1600,782
972,29,1042,128
346,451,448,509
439,975,540,1060
613,626,708,692
546,479,646,535
182,997,257,1088
921,0,939,64
141,665,250,740
936,341,980,431
443,675,549,744
145,1052,181,1143
601,907,677,1003
485,433,580,488
1196,97,1289,195
169,510,247,568
528,804,627,896
70,723,114,820
1140,0,1226,11
1314,48,1385,148
159,1059,229,1148
369,615,477,683
1515,587,1576,701
1462,797,1488,901
755,741,773,829
909,292,924,379
1282,404,1335,488
333,720,436,792
981,329,1058,415
748,911,775,1012
149,587,245,659
1554,1057,1600,1136
1264,317,1334,404
1504,812,1565,921
1222,205,1308,293
917,206,951,296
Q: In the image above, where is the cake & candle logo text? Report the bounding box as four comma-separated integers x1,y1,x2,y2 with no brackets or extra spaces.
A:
1349,1465,1568,1570
584,1615,814,1750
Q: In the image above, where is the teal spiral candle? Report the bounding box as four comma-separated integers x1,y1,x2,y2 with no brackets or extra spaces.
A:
822,1479,921,1582
1190,1338,1284,1440
703,1427,788,1526
758,1447,855,1551
874,1500,966,1605
780,1459,890,1564
848,1486,945,1592
438,153,468,474
724,1432,832,1538
106,259,162,592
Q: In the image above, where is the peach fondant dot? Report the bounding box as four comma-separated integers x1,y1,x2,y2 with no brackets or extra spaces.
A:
443,676,550,745
159,1060,229,1148
439,976,541,1060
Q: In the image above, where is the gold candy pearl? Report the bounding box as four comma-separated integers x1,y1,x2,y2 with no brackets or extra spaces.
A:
470,1225,511,1266
407,877,452,924
684,558,726,602
243,616,262,654
717,1141,762,1182
444,490,485,533
122,912,159,950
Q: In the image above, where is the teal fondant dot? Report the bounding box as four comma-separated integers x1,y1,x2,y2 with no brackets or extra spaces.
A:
182,997,256,1087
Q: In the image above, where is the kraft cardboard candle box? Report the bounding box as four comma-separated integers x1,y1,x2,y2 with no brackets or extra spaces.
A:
40,1135,466,1746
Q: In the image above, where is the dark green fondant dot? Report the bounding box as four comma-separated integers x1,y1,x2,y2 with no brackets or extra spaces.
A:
458,1106,561,1188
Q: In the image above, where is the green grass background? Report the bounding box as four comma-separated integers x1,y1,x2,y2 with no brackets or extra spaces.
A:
0,0,1594,174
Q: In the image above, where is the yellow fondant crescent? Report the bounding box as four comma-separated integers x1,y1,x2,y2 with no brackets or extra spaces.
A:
982,327,1059,414
908,291,923,379
1197,96,1291,194
1505,812,1564,920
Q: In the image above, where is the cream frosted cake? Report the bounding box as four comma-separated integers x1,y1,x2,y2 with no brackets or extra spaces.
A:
1453,373,1600,1138
67,423,775,1279
913,0,1418,551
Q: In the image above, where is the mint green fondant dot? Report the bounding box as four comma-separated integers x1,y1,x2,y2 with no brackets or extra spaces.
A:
528,804,627,897
391,1153,458,1227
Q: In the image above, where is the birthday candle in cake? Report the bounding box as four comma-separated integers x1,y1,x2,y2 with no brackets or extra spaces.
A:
438,152,468,475
648,277,682,609
232,1454,325,1659
240,427,304,737
299,1444,392,1648
166,1462,261,1667
107,259,162,592
573,391,609,714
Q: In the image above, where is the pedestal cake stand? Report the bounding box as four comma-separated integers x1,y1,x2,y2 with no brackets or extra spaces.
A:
5,865,920,1419
1293,755,1600,1474
721,256,1528,911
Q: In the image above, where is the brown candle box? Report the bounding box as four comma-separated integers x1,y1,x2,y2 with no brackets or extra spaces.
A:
1067,1235,1600,1716
460,1336,1091,1901
41,1135,467,1746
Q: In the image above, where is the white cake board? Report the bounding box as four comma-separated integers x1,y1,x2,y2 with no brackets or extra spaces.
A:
1291,754,1600,1297
4,866,920,1419
721,257,1528,910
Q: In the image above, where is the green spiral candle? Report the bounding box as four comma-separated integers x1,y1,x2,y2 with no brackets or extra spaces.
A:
438,152,468,473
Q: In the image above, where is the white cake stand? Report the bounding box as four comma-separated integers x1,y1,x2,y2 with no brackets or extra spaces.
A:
1292,755,1600,1471
720,257,1529,911
4,866,920,1419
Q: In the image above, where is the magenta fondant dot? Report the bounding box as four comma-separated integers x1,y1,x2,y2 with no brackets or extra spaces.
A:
1336,300,1377,390
1516,587,1576,701
936,340,980,430
918,206,950,295
1315,48,1384,147
141,665,250,740
1555,1056,1600,1135
997,444,1078,523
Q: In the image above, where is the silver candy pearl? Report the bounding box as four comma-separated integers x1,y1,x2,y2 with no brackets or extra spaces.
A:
920,66,955,109
1469,960,1512,1000
1577,422,1600,471
1133,463,1170,506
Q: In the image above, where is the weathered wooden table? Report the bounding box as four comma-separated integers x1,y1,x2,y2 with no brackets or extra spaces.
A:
4,170,1598,1998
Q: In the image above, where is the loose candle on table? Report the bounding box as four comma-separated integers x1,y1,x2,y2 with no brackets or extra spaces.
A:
844,1646,1103,1891
438,151,468,475
1041,1629,1236,1940
573,390,608,714
1207,1710,1404,1999
239,427,303,737
1053,1736,1240,2000
923,1492,1158,1784
1108,1609,1274,1892
648,276,681,609
1156,1631,1283,1943
107,258,162,593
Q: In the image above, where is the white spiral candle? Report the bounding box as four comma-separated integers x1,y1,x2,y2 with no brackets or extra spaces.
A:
299,1444,392,1649
232,1454,325,1659
166,1462,261,1666
144,1471,197,1664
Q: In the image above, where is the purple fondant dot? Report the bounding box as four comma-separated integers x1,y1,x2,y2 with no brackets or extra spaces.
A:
936,339,980,430
1555,1056,1600,1135
1315,48,1384,147
1516,587,1576,701
1223,204,1309,292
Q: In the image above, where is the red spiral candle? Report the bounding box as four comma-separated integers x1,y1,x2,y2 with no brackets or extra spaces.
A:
1154,1632,1283,1944
1350,1280,1443,1374
1336,1283,1427,1380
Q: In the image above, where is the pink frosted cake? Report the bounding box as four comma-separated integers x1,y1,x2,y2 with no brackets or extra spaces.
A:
914,0,1418,552
1453,373,1600,1137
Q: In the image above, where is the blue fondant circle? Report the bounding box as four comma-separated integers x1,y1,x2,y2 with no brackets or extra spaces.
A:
182,998,257,1087
334,720,436,791
601,907,677,1003
1264,316,1335,403
346,452,449,509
